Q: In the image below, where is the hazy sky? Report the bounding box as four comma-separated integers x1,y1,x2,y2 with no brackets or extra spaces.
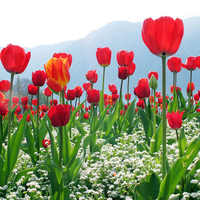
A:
1,0,200,48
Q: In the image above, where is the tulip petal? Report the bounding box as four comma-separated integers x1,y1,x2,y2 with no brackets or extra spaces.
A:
47,78,63,93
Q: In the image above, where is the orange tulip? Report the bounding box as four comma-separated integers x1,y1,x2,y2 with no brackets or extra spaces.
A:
44,57,70,92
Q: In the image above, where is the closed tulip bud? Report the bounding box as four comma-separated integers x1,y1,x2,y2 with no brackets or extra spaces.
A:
28,84,38,95
149,75,158,90
32,70,46,87
118,66,128,80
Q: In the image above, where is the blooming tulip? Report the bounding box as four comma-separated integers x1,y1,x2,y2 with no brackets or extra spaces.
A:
74,86,84,98
44,87,52,96
142,16,184,57
50,99,58,106
134,78,150,99
128,62,136,76
0,102,8,116
28,84,38,95
85,70,98,83
187,82,195,95
0,80,10,92
21,96,28,105
96,47,111,67
32,99,38,106
83,82,91,91
109,84,118,94
87,89,100,104
0,44,31,74
118,66,128,80
167,57,182,73
148,71,158,80
42,139,51,148
83,112,90,120
116,50,134,66
44,57,70,92
32,70,46,87
194,93,199,102
182,56,196,71
66,89,76,100
166,110,185,130
12,97,19,105
48,104,71,127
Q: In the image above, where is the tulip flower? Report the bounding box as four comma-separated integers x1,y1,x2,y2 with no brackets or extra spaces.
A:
83,82,91,91
85,70,98,87
0,80,10,92
53,52,72,68
28,84,38,96
50,99,58,106
128,62,136,76
0,102,8,116
48,104,71,127
125,93,131,100
109,84,118,94
32,70,46,87
21,96,28,105
32,99,37,106
134,78,150,99
187,82,195,96
12,97,19,105
96,47,111,67
116,50,134,66
194,93,199,102
87,89,100,104
167,57,182,73
182,56,196,71
83,112,90,120
118,66,128,80
136,99,145,109
166,110,185,130
44,87,52,96
0,44,31,74
42,139,51,148
74,86,84,98
148,71,158,80
44,57,70,92
66,89,76,101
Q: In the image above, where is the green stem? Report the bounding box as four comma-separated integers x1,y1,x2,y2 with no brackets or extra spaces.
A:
188,70,192,113
102,67,105,95
8,73,14,142
127,76,130,107
162,56,167,179
59,126,63,169
119,79,123,107
153,89,156,135
36,87,40,160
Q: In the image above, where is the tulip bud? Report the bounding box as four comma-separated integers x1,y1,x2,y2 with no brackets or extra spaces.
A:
149,75,158,90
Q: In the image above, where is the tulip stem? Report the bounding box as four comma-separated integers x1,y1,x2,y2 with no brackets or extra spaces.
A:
36,87,40,161
162,56,167,179
8,73,14,142
153,89,156,135
59,126,63,170
102,67,105,95
127,76,130,107
100,67,106,115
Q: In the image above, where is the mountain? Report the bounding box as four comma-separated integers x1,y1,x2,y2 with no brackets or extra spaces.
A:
1,16,200,99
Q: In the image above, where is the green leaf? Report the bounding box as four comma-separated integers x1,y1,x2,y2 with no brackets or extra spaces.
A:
150,121,163,154
4,110,28,183
105,101,119,136
158,137,200,200
178,127,187,157
46,124,59,165
0,155,5,186
124,99,136,125
138,107,153,145
99,90,104,116
187,112,200,122
168,92,178,113
45,156,64,199
38,114,48,148
135,170,161,200
83,133,96,157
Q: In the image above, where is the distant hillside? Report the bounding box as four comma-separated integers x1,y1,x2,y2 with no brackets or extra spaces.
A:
1,16,200,99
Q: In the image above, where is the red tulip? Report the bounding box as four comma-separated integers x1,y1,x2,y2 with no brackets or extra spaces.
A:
0,44,31,74
112,94,119,102
134,78,150,99
0,102,8,116
42,139,51,148
148,71,158,80
32,70,46,87
83,112,90,120
32,99,38,106
109,84,118,94
0,80,10,92
48,104,71,127
136,99,145,109
66,89,76,100
116,50,134,66
85,70,98,83
44,87,52,96
194,93,199,102
83,82,91,91
87,89,100,104
53,53,72,68
50,99,58,106
125,94,131,100
74,86,83,98
21,96,28,105
128,62,136,76
118,66,128,80
170,85,182,94
167,57,182,73
182,56,196,71
187,82,195,95
12,97,19,104
41,104,49,112
166,110,185,130
142,16,184,57
28,84,38,95
96,47,111,67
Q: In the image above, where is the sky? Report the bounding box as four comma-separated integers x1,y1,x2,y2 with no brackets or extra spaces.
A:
0,0,200,48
